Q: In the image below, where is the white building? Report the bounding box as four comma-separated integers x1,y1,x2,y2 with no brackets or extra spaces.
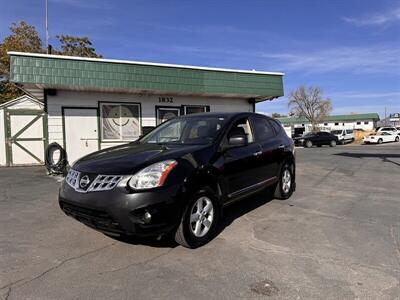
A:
278,113,380,137
1,52,284,166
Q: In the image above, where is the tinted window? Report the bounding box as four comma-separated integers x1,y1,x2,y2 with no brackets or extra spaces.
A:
269,119,283,134
251,116,275,141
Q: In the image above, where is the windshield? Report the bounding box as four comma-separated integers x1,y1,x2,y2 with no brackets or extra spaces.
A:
140,116,227,145
331,130,342,135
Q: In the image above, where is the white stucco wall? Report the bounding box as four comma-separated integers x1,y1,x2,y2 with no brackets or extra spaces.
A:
0,109,5,166
47,90,253,150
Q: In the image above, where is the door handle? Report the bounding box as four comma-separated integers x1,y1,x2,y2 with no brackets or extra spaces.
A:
253,151,263,156
278,144,285,149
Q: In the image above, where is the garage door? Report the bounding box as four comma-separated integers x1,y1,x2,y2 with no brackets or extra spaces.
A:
4,109,47,166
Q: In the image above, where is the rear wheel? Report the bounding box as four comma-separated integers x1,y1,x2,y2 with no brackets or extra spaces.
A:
305,140,313,148
330,140,337,147
274,163,295,200
341,140,345,145
175,186,220,248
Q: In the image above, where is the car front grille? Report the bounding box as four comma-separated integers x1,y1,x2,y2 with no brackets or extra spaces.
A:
65,169,123,193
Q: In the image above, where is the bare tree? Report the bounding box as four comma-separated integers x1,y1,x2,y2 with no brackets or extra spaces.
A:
288,86,332,131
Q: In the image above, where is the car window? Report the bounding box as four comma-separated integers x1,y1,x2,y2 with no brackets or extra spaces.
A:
269,119,282,135
251,116,275,141
228,117,254,143
141,116,227,145
331,130,342,135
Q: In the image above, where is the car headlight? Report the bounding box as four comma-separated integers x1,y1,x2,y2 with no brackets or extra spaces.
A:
128,160,178,190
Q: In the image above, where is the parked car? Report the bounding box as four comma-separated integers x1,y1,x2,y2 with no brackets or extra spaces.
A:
293,131,339,148
59,112,296,248
363,132,399,144
331,129,355,145
376,127,399,136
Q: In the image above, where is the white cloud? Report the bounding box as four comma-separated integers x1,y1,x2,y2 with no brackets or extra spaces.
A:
258,45,400,75
343,5,400,26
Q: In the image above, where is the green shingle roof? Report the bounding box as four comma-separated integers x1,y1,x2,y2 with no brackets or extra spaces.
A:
8,52,284,100
278,113,380,125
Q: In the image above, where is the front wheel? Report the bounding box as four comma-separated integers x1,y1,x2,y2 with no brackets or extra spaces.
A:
378,139,383,144
274,163,295,200
174,186,220,248
330,140,337,147
395,136,399,142
305,140,313,148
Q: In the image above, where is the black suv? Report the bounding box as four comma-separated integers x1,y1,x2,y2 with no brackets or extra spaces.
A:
293,131,338,148
59,112,296,248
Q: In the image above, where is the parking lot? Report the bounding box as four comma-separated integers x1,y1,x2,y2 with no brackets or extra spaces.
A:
1,143,400,299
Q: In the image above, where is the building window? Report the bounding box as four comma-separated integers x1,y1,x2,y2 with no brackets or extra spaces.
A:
324,123,328,126
183,105,209,115
356,122,361,125
156,106,180,125
334,122,339,126
364,121,369,125
100,102,141,141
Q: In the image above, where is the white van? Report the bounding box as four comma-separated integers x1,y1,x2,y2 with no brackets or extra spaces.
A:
331,129,355,144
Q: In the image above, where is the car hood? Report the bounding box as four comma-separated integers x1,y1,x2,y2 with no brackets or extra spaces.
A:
72,142,210,174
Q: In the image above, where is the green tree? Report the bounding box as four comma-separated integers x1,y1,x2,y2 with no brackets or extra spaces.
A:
271,112,287,118
55,35,102,58
0,21,102,103
0,21,43,103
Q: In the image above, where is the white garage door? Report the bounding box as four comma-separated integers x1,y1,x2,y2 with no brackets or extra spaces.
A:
63,108,99,164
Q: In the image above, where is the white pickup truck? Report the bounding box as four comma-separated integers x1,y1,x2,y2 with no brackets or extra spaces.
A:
331,129,355,145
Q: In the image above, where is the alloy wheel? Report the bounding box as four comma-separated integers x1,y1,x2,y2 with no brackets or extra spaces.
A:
190,196,214,238
282,169,291,194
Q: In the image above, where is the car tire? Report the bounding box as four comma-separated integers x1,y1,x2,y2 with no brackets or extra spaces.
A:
274,163,295,200
330,140,337,147
305,140,312,148
378,139,383,144
174,186,220,248
341,140,345,145
396,136,399,142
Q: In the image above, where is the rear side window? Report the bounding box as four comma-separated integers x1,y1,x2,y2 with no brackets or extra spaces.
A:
269,119,283,135
251,116,275,141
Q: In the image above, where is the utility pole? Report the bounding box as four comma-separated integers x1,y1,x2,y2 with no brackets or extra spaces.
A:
45,0,49,53
384,107,387,126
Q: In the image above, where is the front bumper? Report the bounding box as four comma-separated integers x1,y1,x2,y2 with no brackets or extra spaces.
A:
59,179,184,237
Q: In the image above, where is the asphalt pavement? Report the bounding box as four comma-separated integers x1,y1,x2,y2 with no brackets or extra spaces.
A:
1,143,399,299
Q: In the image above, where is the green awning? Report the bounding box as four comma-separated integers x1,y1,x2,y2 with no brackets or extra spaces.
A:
9,52,284,100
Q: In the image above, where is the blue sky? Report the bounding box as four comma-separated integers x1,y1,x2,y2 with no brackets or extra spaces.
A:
1,0,399,117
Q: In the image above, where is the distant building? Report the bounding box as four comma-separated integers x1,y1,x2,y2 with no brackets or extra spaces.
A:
277,113,380,137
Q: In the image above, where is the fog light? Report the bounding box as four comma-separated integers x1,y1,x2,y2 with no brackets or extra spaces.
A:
143,211,152,224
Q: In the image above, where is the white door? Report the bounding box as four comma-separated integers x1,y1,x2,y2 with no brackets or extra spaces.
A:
64,108,99,164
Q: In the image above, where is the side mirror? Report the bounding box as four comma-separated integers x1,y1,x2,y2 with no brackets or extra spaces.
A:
228,135,248,147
